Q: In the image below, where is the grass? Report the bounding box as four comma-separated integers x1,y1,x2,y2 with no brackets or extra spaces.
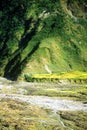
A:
0,98,87,130
1,71,87,101
0,99,65,130
32,71,87,79
24,71,87,83
1,82,86,101
0,75,87,130
20,84,87,101
58,111,87,130
0,1,87,129
0,0,87,80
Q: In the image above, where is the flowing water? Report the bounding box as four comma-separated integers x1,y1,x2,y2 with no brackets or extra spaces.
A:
0,77,87,129
0,76,87,112
0,94,87,112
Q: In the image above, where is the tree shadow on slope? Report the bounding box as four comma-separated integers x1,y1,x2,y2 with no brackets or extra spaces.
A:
0,0,29,75
4,18,40,80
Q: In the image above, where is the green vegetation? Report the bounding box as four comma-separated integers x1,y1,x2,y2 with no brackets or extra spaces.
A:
58,111,87,130
0,0,87,80
24,71,87,83
0,1,87,128
0,99,58,130
16,84,87,101
1,80,87,101
0,98,87,130
0,77,87,130
20,85,87,101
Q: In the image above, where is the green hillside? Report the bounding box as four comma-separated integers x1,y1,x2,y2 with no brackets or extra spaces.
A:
0,0,87,80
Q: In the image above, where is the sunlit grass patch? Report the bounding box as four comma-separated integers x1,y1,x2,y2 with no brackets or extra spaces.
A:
32,71,87,79
24,71,87,83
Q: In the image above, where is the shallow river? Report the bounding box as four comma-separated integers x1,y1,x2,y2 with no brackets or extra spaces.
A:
0,77,87,112
0,94,87,112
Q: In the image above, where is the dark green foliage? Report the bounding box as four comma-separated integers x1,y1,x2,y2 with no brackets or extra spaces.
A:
0,0,87,79
41,14,65,37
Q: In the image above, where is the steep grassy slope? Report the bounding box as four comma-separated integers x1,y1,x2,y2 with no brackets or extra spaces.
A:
0,0,87,80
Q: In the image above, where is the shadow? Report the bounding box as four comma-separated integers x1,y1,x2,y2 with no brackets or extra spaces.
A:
4,42,40,80
23,18,33,34
19,18,40,49
4,18,41,80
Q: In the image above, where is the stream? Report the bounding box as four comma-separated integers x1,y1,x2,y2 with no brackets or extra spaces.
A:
0,76,87,112
0,77,87,129
0,94,87,112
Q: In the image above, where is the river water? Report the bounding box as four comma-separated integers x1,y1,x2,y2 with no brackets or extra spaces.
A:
0,77,87,112
0,94,87,112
